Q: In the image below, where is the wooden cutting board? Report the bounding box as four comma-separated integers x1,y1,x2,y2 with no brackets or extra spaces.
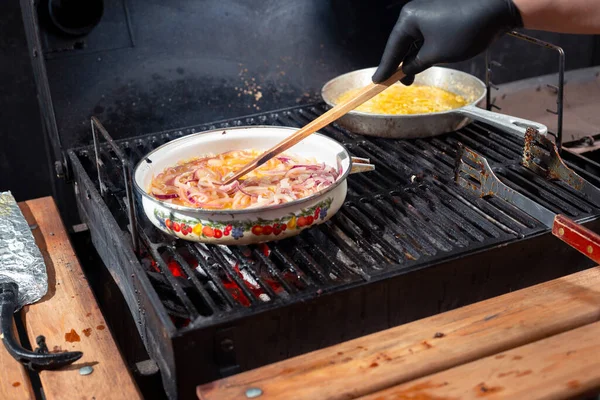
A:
198,265,600,400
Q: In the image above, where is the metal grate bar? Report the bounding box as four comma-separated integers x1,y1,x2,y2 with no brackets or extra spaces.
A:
242,246,297,295
207,246,261,306
267,246,313,290
168,248,219,314
224,246,281,301
186,243,238,310
138,231,201,320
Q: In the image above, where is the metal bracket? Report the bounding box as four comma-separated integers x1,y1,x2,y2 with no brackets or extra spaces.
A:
54,151,73,183
91,117,139,253
485,31,565,152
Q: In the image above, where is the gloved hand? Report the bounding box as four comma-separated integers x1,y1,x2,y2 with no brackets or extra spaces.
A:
372,0,523,85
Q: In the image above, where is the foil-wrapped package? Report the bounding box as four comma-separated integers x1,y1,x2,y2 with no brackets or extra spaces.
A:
0,192,47,311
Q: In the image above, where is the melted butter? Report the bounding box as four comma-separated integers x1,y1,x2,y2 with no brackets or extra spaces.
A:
335,83,467,115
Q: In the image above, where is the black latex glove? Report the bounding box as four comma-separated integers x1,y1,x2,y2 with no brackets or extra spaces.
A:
372,0,523,85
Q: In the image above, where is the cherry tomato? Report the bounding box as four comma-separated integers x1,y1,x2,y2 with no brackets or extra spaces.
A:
262,225,273,235
202,226,214,237
307,216,314,225
173,222,181,232
297,217,307,227
214,229,223,238
165,219,173,229
251,225,263,235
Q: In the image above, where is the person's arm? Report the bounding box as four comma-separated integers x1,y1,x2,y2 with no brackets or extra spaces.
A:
515,0,600,33
373,0,600,84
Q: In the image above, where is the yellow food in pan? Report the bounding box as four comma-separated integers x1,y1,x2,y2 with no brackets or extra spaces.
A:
335,83,468,115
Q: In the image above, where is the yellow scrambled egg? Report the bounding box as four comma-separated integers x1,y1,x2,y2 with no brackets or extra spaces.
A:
335,83,467,115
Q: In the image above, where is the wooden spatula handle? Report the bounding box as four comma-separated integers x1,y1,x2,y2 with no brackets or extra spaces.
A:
272,66,407,150
552,214,600,263
221,67,406,184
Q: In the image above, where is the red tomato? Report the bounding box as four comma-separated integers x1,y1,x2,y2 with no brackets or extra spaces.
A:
251,225,263,235
173,222,181,232
297,217,307,227
214,229,223,238
202,226,214,237
165,219,173,229
307,216,314,225
262,225,273,235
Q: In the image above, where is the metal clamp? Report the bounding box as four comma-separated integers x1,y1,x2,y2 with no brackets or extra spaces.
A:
91,117,140,253
485,31,565,152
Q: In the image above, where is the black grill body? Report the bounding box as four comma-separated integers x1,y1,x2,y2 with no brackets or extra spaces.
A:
69,104,600,399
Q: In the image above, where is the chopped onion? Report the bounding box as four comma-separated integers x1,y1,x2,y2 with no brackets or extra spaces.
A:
148,149,339,210
152,192,179,200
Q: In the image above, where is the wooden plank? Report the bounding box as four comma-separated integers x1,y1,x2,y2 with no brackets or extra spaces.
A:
18,197,141,400
359,321,600,400
197,266,600,400
0,325,35,400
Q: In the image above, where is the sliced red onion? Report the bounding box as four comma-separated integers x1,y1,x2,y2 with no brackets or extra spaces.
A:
151,151,339,210
214,180,239,194
239,186,258,197
152,192,179,200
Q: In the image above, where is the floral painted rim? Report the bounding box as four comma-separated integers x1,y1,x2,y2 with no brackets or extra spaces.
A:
154,197,334,240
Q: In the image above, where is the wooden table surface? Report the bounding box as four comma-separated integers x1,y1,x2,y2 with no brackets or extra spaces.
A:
0,197,141,400
198,265,600,400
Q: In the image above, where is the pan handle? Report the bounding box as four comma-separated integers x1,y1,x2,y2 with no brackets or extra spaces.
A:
350,157,375,175
552,215,600,264
455,105,548,138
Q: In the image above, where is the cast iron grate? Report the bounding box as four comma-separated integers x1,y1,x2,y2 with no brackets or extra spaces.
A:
71,103,600,330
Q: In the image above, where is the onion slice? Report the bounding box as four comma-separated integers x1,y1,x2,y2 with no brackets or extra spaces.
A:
149,149,339,210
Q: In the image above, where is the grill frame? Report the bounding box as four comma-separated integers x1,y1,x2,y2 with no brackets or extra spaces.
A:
68,103,600,400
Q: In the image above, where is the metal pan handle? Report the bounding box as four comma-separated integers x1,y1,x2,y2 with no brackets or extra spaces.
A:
350,157,375,175
455,105,548,137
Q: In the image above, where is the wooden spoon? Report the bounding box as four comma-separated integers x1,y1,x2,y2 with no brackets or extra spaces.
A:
221,66,406,184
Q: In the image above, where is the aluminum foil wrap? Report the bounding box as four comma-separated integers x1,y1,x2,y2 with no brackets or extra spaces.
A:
0,192,47,311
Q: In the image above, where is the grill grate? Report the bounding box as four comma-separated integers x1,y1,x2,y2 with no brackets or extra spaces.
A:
71,103,600,328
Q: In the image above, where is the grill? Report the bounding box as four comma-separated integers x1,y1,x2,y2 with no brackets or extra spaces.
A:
69,103,600,400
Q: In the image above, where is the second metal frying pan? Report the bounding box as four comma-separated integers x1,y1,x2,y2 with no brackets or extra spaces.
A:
321,66,548,139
